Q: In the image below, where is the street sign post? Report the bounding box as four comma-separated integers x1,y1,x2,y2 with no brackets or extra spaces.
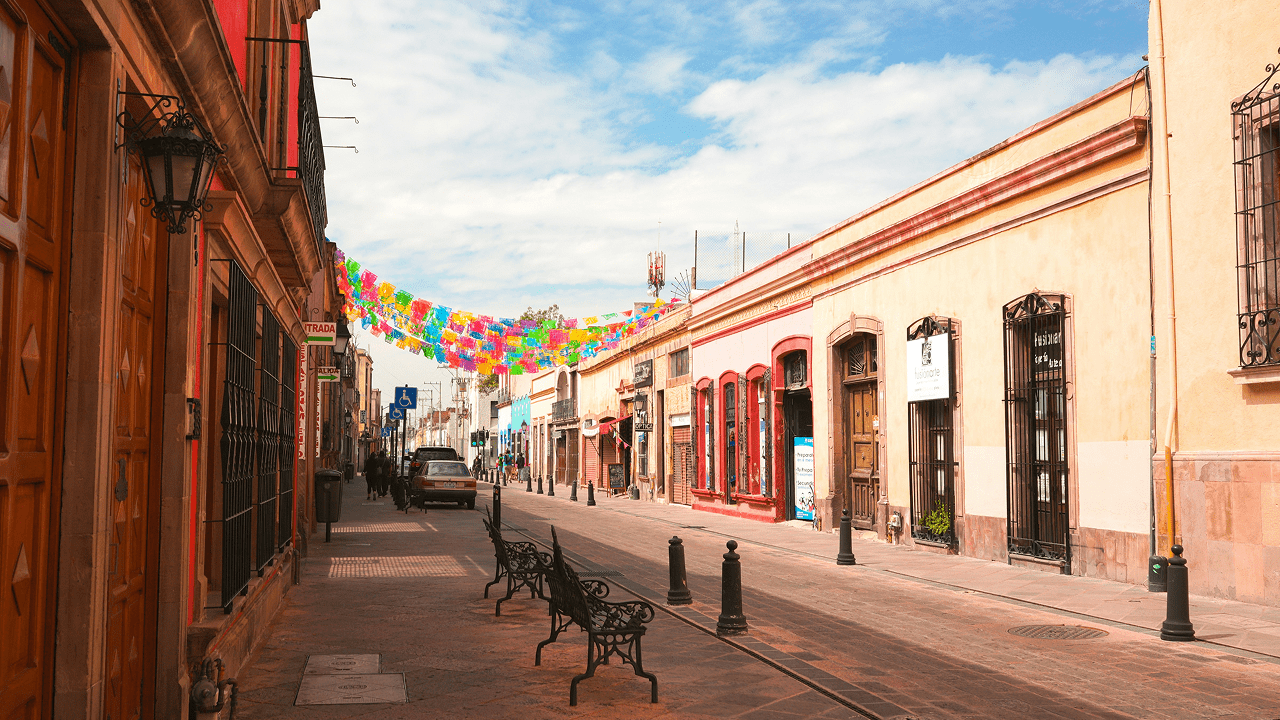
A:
304,321,337,345
395,386,417,409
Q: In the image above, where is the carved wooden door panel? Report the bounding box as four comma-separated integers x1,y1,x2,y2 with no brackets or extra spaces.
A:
846,381,878,526
102,140,165,720
671,427,691,506
0,3,73,719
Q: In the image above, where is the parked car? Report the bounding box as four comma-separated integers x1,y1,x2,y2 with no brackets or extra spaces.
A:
409,460,476,510
409,445,460,478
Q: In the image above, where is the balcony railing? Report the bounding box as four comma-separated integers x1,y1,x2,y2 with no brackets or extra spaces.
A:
296,44,327,257
246,36,328,259
552,398,576,422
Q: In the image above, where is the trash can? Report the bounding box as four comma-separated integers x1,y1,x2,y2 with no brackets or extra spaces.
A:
343,462,354,483
315,469,344,524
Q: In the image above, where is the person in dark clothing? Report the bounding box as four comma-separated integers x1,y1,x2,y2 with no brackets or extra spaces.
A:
379,451,393,497
364,449,382,500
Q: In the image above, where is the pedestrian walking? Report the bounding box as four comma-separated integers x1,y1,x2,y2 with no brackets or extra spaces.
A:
364,449,382,501
379,450,393,497
517,452,528,487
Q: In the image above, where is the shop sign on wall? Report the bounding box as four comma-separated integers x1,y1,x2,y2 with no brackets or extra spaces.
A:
1032,327,1063,376
906,333,950,402
793,437,814,521
633,359,654,388
304,321,336,345
297,346,307,460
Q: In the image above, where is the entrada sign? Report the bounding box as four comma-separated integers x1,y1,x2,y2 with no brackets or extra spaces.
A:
304,321,336,345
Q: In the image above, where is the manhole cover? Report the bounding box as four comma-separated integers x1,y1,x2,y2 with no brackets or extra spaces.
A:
1008,625,1108,640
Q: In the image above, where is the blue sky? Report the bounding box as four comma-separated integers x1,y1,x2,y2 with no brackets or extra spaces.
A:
308,0,1146,390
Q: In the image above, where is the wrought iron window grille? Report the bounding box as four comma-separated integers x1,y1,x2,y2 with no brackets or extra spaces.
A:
1002,293,1070,566
784,351,807,390
220,261,258,612
907,316,957,546
1233,50,1280,368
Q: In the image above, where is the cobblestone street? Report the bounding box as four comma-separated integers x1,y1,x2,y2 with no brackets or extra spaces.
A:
233,481,1280,719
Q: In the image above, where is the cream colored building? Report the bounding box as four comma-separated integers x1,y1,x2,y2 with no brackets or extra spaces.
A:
744,74,1155,585
1149,0,1280,605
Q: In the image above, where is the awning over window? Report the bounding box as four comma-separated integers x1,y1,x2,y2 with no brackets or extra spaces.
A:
598,415,632,435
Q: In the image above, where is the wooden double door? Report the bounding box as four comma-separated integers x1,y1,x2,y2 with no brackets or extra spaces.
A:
842,335,880,527
0,3,76,718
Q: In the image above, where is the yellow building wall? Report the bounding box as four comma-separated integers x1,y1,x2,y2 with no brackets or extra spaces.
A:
1150,0,1280,605
806,76,1153,583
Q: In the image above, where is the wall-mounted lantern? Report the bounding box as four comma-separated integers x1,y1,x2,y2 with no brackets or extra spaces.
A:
115,92,224,238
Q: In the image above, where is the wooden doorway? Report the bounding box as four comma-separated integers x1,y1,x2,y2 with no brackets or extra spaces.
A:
671,426,692,505
0,4,75,719
841,335,879,527
103,127,168,720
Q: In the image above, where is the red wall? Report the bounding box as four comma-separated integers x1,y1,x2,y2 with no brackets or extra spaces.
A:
212,0,249,92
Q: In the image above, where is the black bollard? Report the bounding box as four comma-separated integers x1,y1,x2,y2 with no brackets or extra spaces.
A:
587,481,596,506
717,540,748,636
667,536,693,605
526,470,532,493
836,509,857,565
1160,545,1196,642
537,475,544,494
1148,553,1168,593
493,484,502,529
548,475,555,497
569,480,578,502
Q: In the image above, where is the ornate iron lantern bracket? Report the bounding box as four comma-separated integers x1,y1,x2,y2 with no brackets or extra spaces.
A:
114,91,225,245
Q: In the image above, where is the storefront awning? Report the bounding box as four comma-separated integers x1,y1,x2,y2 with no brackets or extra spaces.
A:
598,415,631,435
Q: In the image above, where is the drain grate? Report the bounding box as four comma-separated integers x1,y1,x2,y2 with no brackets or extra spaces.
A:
1008,624,1108,640
680,525,705,529
577,569,624,578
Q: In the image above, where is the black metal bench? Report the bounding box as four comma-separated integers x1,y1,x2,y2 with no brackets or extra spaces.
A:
538,527,657,706
481,509,551,616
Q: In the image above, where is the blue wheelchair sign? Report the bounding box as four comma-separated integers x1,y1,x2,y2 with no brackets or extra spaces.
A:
395,387,417,409
381,427,392,437
388,407,405,420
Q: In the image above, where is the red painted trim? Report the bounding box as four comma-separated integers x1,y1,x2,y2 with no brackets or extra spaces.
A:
744,363,768,381
692,300,812,348
730,493,777,506
188,225,207,624
690,487,721,499
695,377,713,391
771,336,812,516
807,117,1148,279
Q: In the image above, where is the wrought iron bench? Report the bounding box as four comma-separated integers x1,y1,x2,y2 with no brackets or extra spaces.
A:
537,527,657,706
481,509,551,616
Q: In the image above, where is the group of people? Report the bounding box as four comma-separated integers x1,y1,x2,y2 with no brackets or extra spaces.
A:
362,449,394,500
494,451,527,486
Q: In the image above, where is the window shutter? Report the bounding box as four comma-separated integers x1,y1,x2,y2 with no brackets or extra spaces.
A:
738,373,748,490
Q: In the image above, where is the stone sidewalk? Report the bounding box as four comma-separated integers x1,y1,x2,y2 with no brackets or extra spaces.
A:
231,480,867,719
559,486,1280,660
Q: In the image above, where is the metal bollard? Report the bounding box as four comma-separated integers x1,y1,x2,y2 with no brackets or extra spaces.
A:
716,540,748,636
836,509,857,566
537,475,544,494
667,537,693,605
1160,545,1196,642
526,471,533,493
493,484,502,529
570,480,578,502
587,482,596,506
547,475,555,497
1148,553,1168,593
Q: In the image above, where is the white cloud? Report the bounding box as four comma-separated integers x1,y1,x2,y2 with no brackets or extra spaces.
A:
307,1,1140,394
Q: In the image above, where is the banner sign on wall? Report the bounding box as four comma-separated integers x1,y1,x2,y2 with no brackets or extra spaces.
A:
296,346,307,460
793,437,814,521
906,333,950,403
304,321,336,345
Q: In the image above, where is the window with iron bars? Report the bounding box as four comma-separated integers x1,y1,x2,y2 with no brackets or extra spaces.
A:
907,317,957,546
1234,57,1280,367
1002,293,1070,566
218,260,297,613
